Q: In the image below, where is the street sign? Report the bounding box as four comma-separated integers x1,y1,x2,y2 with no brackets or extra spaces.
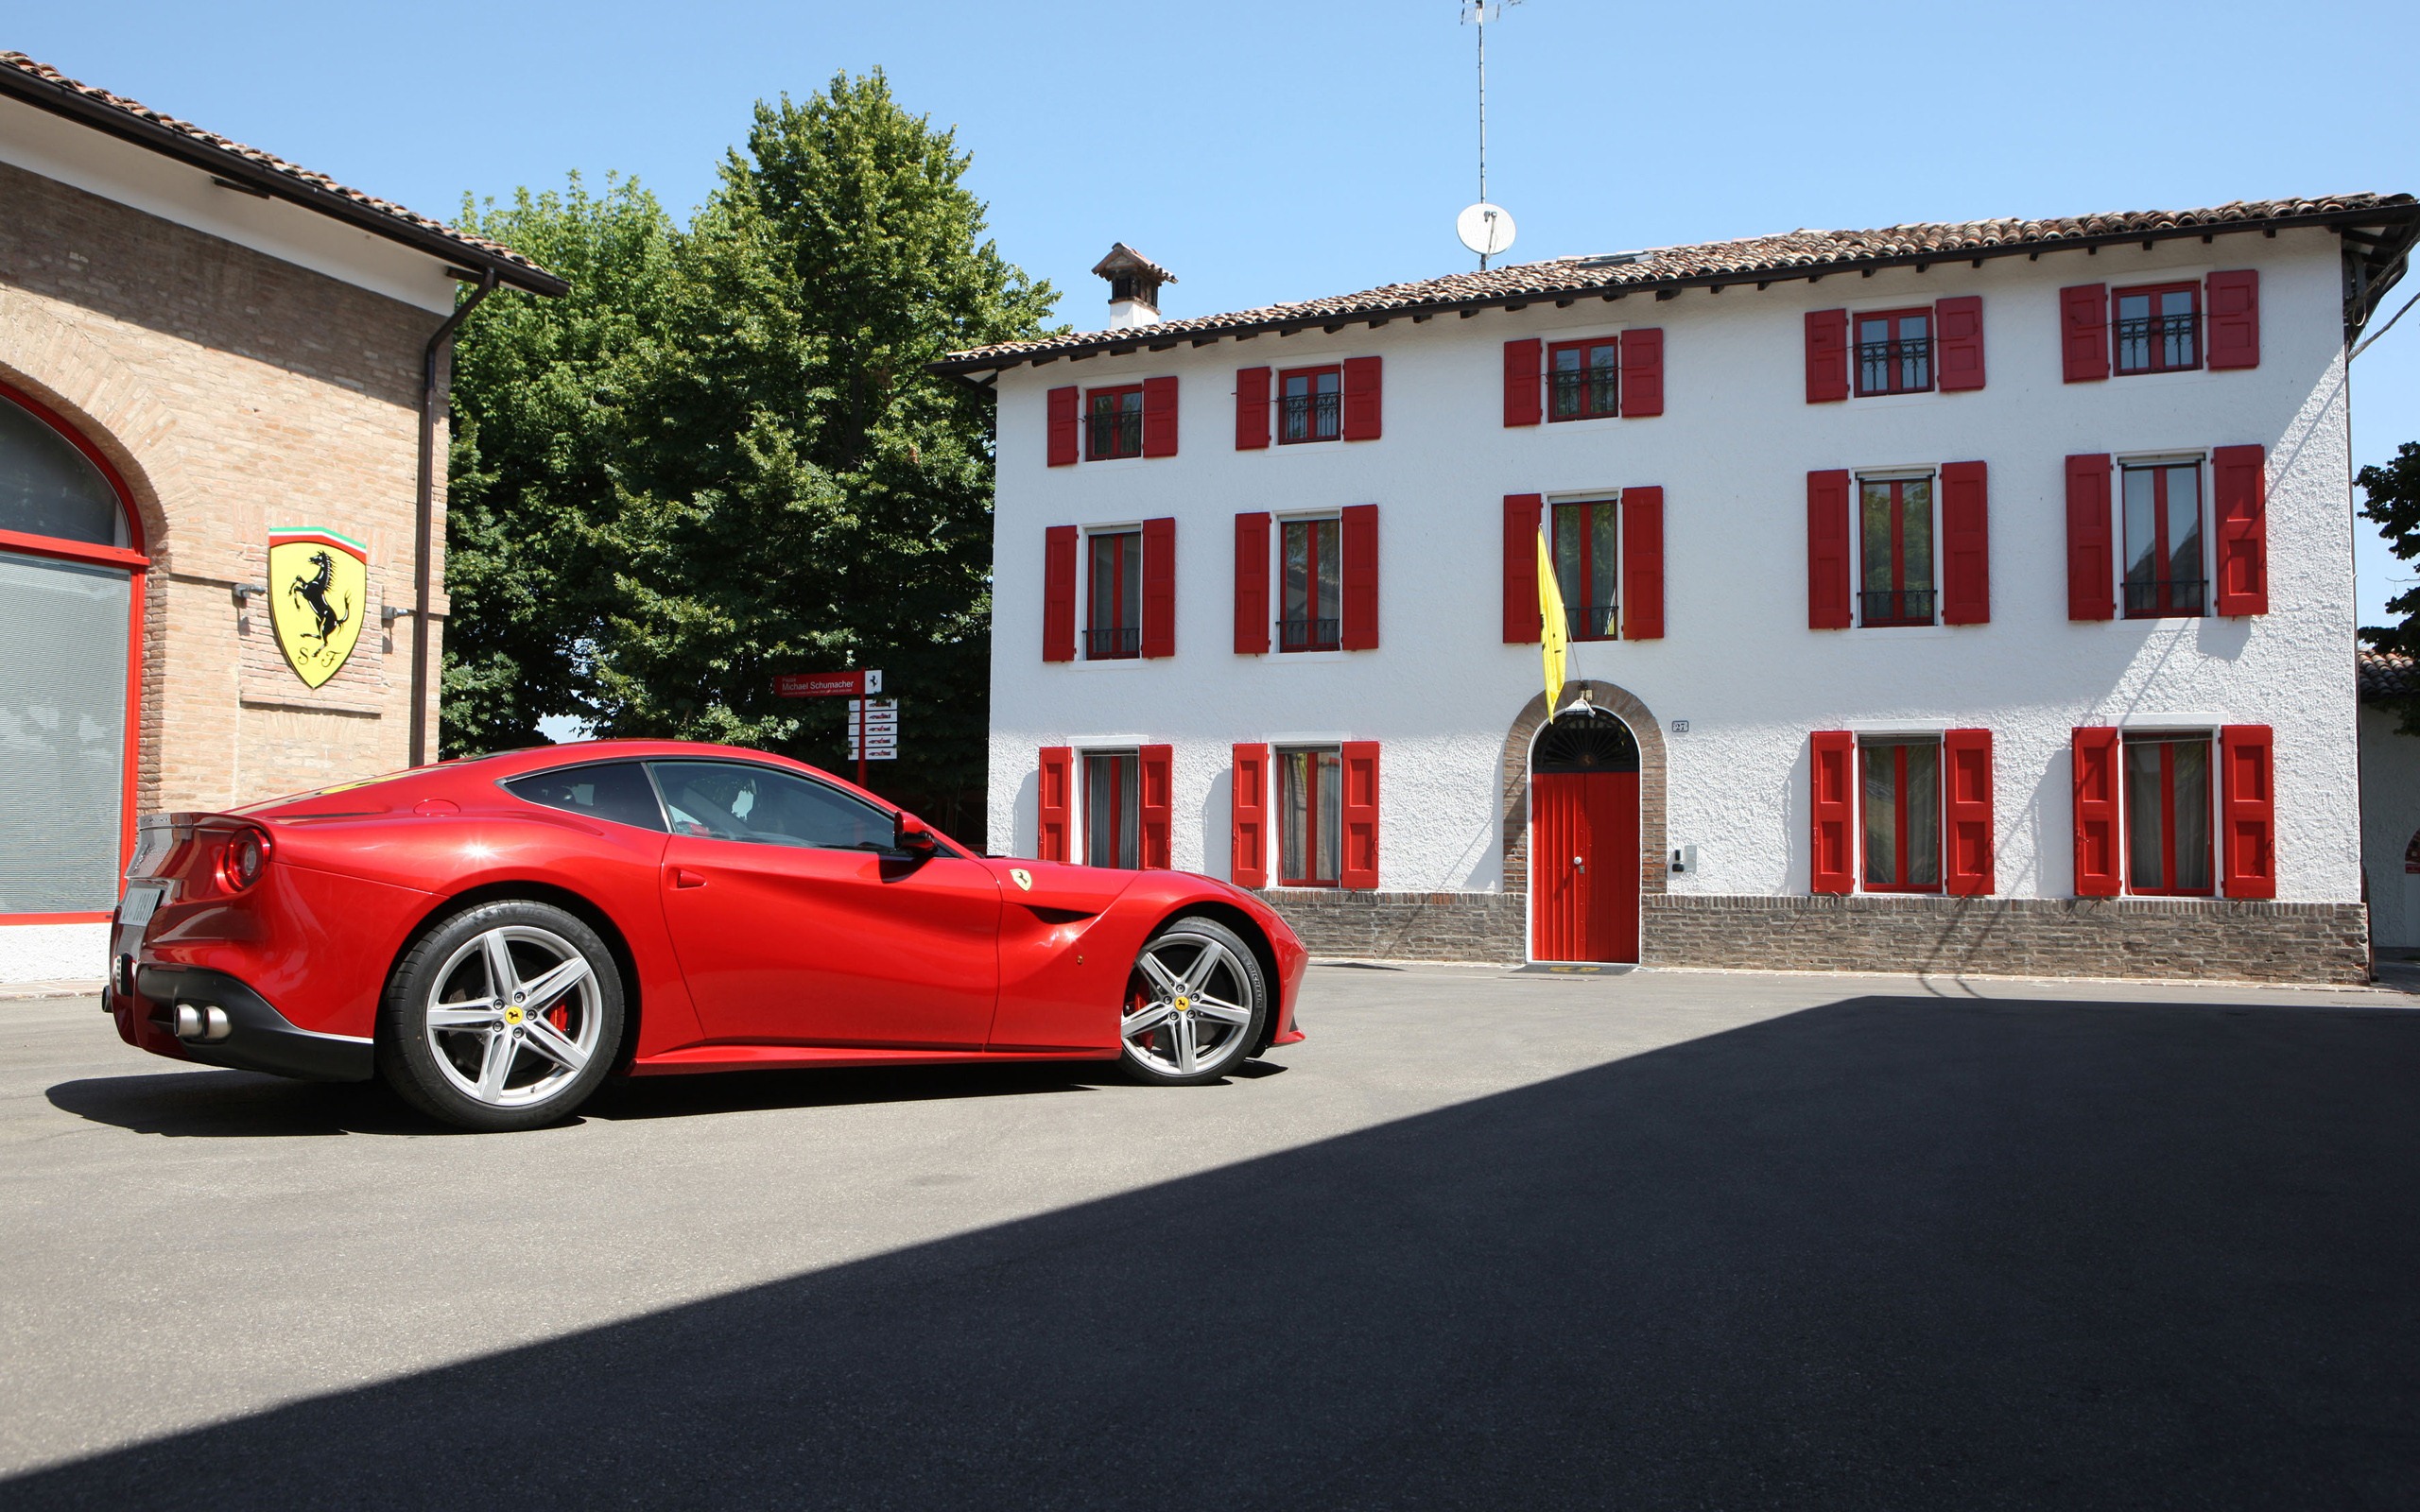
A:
845,699,899,730
776,669,881,698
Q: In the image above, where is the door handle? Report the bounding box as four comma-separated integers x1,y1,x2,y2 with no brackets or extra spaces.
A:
671,868,707,889
1573,856,1586,871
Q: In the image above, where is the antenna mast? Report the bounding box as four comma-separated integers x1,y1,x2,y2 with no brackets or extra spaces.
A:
1460,2,1521,269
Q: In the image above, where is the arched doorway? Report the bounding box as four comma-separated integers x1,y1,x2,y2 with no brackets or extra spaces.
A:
0,379,145,921
1530,708,1641,963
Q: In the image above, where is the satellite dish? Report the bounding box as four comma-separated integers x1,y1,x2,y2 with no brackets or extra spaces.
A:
1458,201,1516,258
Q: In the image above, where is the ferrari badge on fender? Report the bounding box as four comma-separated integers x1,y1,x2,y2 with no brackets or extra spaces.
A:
1011,868,1033,891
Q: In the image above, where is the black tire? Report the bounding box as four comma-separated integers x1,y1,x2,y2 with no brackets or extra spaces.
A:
1118,916,1270,1086
377,900,625,1132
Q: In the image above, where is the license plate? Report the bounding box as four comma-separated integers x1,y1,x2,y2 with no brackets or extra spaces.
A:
118,884,164,930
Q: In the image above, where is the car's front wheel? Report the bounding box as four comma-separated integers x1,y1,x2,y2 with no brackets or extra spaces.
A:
378,900,624,1131
1119,917,1269,1085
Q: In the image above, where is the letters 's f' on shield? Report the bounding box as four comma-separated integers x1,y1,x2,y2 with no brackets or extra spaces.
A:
267,527,368,689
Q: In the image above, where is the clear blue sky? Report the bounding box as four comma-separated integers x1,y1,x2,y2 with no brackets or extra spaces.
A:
17,0,2419,622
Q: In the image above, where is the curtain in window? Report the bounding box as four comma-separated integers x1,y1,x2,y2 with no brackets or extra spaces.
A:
0,551,130,911
1083,752,1139,868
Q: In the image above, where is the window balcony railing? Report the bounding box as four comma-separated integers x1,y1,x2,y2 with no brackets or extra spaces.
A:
1278,616,1340,651
1085,626,1141,659
2123,577,2207,618
1856,337,1932,394
1859,588,1936,627
2116,313,2199,373
1278,391,1341,442
1086,411,1143,459
1547,368,1618,419
1564,603,1619,640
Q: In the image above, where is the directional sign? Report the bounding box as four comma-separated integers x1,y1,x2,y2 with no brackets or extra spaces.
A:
776,669,881,698
846,699,899,730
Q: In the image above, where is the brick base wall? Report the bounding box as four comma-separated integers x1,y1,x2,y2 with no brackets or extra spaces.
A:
1257,889,2372,987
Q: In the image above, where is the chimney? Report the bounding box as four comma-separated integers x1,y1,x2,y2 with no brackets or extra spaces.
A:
1092,243,1175,330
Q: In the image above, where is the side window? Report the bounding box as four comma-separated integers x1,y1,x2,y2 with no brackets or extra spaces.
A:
502,762,666,833
648,761,894,851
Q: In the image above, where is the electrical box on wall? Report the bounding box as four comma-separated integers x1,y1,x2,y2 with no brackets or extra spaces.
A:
1670,844,1700,876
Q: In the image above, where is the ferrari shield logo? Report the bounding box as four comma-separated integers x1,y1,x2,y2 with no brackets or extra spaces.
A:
1011,868,1033,892
268,527,368,689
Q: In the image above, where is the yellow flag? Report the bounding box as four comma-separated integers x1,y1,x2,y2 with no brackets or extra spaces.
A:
1537,524,1567,713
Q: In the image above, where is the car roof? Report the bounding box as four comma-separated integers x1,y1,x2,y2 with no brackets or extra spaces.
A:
240,740,881,818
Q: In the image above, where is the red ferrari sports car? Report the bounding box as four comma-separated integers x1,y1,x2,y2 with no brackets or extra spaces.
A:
106,741,1306,1131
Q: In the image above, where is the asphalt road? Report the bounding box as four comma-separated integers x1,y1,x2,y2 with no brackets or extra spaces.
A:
4,963,2418,1509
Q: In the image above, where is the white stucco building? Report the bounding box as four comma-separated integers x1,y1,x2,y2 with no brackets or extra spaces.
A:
939,196,2417,984
2360,650,2420,953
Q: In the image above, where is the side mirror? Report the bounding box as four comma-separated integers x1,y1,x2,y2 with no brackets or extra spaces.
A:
894,812,940,856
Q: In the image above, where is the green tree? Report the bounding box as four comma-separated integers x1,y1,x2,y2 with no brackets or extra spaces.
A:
592,71,1056,833
442,174,679,756
2360,440,2420,733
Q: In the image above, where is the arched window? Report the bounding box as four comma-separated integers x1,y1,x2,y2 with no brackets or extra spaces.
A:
0,381,145,919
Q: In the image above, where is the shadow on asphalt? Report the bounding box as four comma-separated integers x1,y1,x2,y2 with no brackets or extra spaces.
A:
17,996,2420,1508
47,1056,1289,1138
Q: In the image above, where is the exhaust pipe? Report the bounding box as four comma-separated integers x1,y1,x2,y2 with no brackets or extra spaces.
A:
174,1004,233,1042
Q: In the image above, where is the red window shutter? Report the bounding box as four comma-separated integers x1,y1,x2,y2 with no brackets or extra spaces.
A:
1340,503,1380,649
1233,511,1270,654
2065,454,2114,621
2219,725,2276,899
1806,470,1852,629
1943,728,1995,897
1809,730,1855,895
1934,296,1985,391
1619,327,1665,416
1620,486,1665,640
2061,284,2109,382
1341,356,1383,440
1804,310,1848,403
2071,727,2121,897
2205,270,2260,370
1231,743,1270,887
1037,747,1073,863
1940,460,1990,625
1142,375,1179,456
1235,367,1270,450
1046,386,1080,466
1042,525,1077,662
1141,516,1176,657
1502,493,1543,644
1138,744,1173,869
1502,339,1542,427
1340,741,1380,890
2213,444,2268,615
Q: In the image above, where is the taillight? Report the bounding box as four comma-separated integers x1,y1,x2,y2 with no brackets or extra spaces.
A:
217,829,270,892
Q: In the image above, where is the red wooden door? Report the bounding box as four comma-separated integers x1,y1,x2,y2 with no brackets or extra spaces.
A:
1530,770,1640,963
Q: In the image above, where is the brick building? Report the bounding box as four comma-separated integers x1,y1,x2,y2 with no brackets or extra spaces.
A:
0,55,562,982
944,196,2417,985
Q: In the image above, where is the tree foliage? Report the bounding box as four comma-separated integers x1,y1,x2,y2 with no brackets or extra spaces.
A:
443,73,1056,835
2358,440,2420,733
443,175,678,755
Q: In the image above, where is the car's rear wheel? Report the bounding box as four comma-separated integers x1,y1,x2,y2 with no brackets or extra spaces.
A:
1119,917,1268,1085
378,901,623,1132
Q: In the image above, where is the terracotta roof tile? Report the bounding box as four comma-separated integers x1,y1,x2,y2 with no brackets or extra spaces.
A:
0,52,562,294
2362,648,2420,701
940,195,2416,373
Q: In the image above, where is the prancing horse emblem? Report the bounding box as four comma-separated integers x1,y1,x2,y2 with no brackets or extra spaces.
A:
1011,868,1033,891
266,527,369,690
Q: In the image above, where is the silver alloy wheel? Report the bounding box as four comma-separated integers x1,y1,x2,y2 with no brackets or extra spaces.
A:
1122,928,1257,1076
423,924,602,1108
